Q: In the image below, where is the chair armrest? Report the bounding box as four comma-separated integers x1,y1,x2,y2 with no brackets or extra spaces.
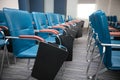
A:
19,35,45,42
73,20,81,23
6,35,45,42
0,26,8,30
117,21,120,24
65,22,73,25
52,25,65,30
0,26,8,38
101,43,120,47
35,29,59,35
59,24,70,27
0,28,2,31
109,27,119,32
110,32,120,36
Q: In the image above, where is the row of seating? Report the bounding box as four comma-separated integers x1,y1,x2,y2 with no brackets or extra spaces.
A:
86,10,120,80
107,15,120,29
0,8,84,79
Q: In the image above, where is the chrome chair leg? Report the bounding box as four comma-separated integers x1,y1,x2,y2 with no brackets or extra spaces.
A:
93,46,106,80
4,45,10,66
0,45,10,79
0,48,5,78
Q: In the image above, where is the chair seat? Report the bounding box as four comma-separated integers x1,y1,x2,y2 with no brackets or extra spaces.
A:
111,40,120,49
110,50,120,70
0,39,6,47
16,45,39,58
45,37,56,43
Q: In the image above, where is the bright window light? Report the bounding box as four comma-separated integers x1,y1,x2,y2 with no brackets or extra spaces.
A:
77,4,96,19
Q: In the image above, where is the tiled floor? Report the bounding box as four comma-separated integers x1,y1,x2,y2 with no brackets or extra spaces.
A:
1,29,120,80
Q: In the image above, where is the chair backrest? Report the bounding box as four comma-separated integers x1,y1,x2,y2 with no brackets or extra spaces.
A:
111,15,117,23
89,13,96,29
58,14,65,24
61,15,65,22
32,12,48,30
89,11,105,41
3,8,36,56
0,10,7,26
32,12,51,39
46,13,55,26
53,14,60,25
0,11,7,38
68,15,73,21
92,10,112,68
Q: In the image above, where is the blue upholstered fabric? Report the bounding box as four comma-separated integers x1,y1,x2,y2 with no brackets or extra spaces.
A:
17,45,38,58
46,13,64,34
0,11,7,38
32,12,57,43
68,15,73,21
45,13,54,26
57,14,65,24
110,50,120,70
0,39,6,47
91,10,120,70
3,8,38,58
52,14,60,25
32,12,50,39
0,10,7,26
32,12,48,30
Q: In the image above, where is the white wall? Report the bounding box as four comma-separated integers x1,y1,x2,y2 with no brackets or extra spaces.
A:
96,0,110,15
67,0,78,18
44,0,54,13
110,0,120,20
96,0,120,20
77,0,96,27
0,0,18,10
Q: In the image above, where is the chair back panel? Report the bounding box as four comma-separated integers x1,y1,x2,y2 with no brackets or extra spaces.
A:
52,14,59,25
32,12,49,39
46,13,54,26
32,12,48,30
91,10,112,67
3,8,36,56
0,10,7,26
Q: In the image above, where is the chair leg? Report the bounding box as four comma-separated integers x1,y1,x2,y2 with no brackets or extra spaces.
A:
13,56,17,64
27,59,31,70
86,34,94,61
94,47,106,80
87,42,96,62
0,49,5,78
86,44,96,79
4,45,10,66
61,62,66,77
27,59,32,80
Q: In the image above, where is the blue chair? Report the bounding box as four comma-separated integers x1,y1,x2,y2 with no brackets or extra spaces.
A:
0,11,7,26
87,10,120,80
46,13,75,61
0,11,9,78
0,11,8,38
0,26,9,79
108,15,120,31
3,8,68,80
67,15,73,21
53,13,81,38
32,12,61,43
45,13,68,35
58,14,66,24
87,11,120,61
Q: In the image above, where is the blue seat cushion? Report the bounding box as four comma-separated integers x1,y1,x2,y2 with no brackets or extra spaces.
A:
110,50,120,70
111,40,120,49
0,39,6,47
16,45,39,58
45,37,56,43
